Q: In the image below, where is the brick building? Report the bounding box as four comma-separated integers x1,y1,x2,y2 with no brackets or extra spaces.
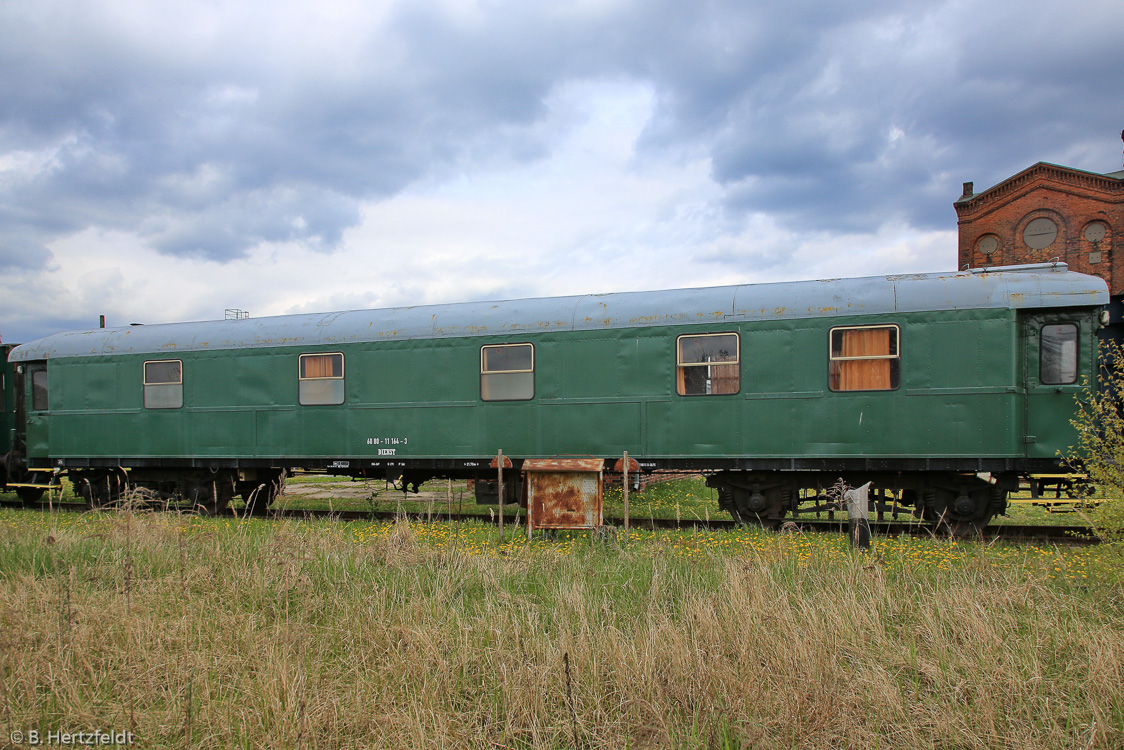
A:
954,163,1124,309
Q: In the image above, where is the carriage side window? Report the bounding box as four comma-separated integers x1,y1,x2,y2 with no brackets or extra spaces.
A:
676,333,740,396
481,344,534,401
31,368,49,411
1040,324,1078,385
829,325,900,392
144,360,183,409
299,353,345,405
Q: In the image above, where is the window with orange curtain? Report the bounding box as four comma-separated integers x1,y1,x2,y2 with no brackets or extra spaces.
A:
829,326,900,392
299,353,345,405
676,333,740,396
300,353,344,379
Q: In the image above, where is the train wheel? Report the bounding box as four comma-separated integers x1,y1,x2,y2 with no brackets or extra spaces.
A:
77,477,95,508
189,475,235,515
193,492,230,516
746,485,790,530
920,483,1004,537
77,471,129,509
715,484,744,524
240,471,285,516
15,486,45,504
712,477,789,529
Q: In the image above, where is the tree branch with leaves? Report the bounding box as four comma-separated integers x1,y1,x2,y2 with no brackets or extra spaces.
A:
1065,340,1124,543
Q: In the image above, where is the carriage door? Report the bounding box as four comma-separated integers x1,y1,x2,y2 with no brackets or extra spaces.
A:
1023,316,1082,460
1,351,11,457
23,362,49,457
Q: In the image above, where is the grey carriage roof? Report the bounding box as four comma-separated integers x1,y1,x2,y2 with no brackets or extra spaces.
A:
9,263,1110,362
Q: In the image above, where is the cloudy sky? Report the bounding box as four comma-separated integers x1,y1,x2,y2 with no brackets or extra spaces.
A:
2,0,1121,343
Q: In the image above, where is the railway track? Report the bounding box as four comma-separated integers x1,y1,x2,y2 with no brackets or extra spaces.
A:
0,499,1099,544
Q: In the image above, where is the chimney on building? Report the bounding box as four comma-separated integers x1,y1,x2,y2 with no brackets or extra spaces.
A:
961,181,974,198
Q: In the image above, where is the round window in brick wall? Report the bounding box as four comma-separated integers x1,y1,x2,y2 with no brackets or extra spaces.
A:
977,235,999,257
1084,221,1108,243
1023,217,1058,249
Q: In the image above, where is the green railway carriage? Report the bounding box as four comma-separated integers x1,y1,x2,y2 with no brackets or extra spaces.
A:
5,263,1110,530
1,344,17,490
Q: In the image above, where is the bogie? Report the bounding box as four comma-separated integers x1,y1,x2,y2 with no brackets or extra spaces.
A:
708,473,793,528
918,481,1009,536
708,470,1011,536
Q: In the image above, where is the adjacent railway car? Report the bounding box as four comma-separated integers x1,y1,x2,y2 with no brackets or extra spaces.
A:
4,263,1109,531
1,344,17,491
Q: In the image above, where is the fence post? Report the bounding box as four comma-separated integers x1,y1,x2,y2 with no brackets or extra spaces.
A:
497,449,504,543
845,481,872,551
622,451,630,540
527,467,533,542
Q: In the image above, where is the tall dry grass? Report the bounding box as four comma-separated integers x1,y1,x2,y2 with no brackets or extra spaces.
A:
0,511,1120,749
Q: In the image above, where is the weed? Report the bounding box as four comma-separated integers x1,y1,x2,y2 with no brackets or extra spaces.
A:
0,509,1119,748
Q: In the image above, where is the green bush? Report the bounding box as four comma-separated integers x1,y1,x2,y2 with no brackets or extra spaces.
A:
1066,340,1124,543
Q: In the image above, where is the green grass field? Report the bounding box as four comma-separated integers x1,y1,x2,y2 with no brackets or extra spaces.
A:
0,502,1121,749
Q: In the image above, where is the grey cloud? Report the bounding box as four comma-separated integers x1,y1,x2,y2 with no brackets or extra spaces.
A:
1,0,1121,275
0,234,53,273
141,184,361,259
680,2,1124,233
1,1,593,263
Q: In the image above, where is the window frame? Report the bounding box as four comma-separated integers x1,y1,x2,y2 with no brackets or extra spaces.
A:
143,359,183,386
298,352,346,406
675,332,741,397
298,352,345,381
828,324,901,393
30,367,49,412
1039,323,1079,385
480,343,535,402
143,359,184,409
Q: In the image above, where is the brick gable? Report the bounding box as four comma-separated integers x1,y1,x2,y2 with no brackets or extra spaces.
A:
955,162,1124,295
